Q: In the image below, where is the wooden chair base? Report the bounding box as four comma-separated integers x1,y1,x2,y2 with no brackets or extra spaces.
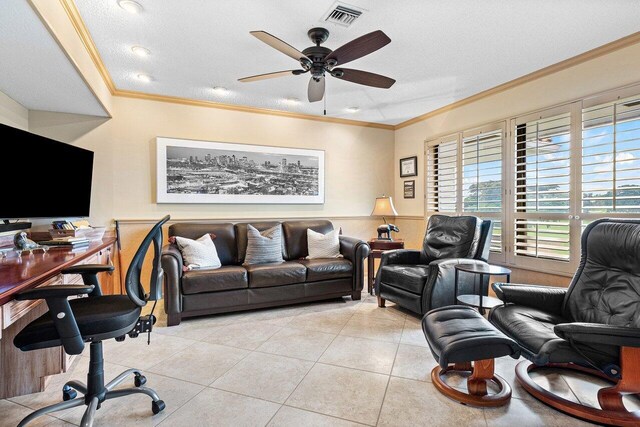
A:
516,359,640,427
431,360,512,407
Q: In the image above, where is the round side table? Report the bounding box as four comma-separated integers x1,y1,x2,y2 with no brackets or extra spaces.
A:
454,264,512,314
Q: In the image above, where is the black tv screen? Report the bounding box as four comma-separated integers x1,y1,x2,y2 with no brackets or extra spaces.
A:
1,123,94,219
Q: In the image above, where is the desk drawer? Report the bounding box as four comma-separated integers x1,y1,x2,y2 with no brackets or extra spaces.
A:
63,252,101,284
1,274,63,329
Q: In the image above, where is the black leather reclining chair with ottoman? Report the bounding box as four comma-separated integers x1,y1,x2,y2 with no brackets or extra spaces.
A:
422,305,520,407
490,218,640,426
375,214,493,316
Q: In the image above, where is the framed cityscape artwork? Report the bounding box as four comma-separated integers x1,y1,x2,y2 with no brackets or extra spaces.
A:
156,137,325,204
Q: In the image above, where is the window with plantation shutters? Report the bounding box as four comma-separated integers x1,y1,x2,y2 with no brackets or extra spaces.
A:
582,94,640,214
461,126,504,257
513,109,572,263
426,136,458,214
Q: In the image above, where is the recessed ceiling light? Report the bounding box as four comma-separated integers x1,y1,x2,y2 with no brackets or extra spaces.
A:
212,86,228,94
136,73,152,82
118,0,143,14
131,46,150,57
346,106,360,113
283,97,300,105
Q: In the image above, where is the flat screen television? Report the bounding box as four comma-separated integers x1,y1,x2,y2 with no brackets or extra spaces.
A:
1,123,94,219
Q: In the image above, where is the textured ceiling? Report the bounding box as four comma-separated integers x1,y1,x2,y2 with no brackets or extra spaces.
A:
0,0,107,117
74,0,640,125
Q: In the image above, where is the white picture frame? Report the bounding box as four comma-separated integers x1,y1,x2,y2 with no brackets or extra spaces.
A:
156,137,325,204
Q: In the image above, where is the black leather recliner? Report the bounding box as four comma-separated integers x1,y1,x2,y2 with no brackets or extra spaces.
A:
490,218,640,426
375,215,493,315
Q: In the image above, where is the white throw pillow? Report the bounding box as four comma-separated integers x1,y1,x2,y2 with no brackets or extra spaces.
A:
307,228,341,259
175,234,222,270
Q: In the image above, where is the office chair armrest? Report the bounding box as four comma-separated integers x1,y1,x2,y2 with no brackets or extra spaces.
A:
15,285,94,355
61,264,114,275
60,264,111,297
555,323,640,348
492,283,566,316
15,284,95,301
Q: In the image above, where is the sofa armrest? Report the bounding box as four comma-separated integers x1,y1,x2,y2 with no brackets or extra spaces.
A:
555,323,640,348
423,258,490,312
161,244,183,315
492,283,566,316
339,236,370,291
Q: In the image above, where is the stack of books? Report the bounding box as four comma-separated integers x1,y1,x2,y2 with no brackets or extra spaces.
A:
39,236,90,249
51,220,76,230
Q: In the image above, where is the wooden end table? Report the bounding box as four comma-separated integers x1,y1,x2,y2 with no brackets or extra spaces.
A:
367,239,404,295
454,264,512,314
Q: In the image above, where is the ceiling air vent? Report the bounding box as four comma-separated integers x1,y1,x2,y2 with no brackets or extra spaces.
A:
323,2,364,28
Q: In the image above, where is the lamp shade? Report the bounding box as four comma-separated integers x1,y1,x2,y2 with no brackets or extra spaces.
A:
371,196,398,217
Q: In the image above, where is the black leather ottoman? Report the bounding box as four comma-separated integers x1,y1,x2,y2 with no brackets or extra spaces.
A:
422,305,520,407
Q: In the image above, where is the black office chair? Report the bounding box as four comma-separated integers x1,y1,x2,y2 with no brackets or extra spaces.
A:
13,215,170,427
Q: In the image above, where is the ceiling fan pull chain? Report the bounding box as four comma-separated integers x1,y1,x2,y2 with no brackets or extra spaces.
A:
324,83,327,116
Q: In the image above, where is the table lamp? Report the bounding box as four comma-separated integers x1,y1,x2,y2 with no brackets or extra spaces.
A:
371,196,399,240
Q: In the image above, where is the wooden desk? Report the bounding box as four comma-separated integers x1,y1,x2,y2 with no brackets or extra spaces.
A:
367,239,404,295
0,236,117,399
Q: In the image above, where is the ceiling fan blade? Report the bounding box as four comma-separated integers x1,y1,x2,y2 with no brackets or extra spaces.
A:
308,77,325,102
333,68,395,88
238,70,299,83
325,30,391,66
250,31,309,63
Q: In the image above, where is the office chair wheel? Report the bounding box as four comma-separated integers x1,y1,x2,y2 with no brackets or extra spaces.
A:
134,374,147,387
152,400,166,415
62,385,77,401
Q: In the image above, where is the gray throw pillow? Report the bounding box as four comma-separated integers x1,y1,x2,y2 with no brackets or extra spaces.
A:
243,224,284,265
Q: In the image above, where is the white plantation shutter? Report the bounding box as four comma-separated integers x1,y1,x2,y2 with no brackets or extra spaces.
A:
426,135,459,214
512,107,574,267
582,94,640,214
461,126,504,258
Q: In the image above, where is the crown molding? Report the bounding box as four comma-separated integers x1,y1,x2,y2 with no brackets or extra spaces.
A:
394,31,640,130
59,0,116,94
112,89,395,129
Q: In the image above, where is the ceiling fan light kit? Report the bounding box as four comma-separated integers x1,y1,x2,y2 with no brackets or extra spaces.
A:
239,27,395,105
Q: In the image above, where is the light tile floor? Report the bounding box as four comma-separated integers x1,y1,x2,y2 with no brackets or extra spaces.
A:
2,294,633,426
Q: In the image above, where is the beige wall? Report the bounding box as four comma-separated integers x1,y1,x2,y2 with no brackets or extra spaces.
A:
394,41,640,217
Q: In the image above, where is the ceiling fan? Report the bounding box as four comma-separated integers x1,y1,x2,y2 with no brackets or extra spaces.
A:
238,27,395,103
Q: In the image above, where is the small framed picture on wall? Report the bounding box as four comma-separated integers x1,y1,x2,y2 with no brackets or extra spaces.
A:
400,156,417,177
404,180,415,199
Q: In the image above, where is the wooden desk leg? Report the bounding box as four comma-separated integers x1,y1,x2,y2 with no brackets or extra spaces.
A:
367,255,374,295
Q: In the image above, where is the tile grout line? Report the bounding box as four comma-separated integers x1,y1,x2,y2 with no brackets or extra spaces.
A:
374,316,405,426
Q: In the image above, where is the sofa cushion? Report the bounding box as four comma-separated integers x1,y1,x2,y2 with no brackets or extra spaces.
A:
282,220,334,260
181,266,248,295
245,261,307,288
380,265,430,294
423,215,481,263
169,223,237,265
298,259,353,281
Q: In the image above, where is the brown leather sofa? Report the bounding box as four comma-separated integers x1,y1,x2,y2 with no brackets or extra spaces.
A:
161,220,370,326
